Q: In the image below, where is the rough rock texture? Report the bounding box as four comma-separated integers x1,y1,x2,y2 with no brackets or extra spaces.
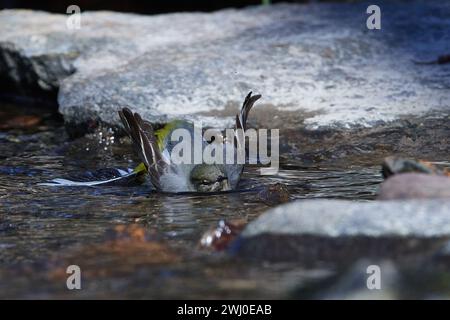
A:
378,173,450,200
1,1,449,133
233,199,450,262
242,199,450,237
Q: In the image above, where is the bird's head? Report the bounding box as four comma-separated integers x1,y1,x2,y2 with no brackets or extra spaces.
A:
190,164,230,192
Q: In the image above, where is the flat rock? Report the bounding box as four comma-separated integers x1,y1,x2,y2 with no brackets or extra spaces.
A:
378,173,450,200
233,199,450,262
242,199,450,238
1,1,449,133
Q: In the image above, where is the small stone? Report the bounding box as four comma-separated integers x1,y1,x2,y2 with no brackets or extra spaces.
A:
258,183,290,205
200,219,247,251
378,173,450,200
105,224,150,242
0,114,42,130
381,156,449,178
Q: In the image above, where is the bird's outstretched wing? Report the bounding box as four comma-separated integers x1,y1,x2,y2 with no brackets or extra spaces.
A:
119,107,166,190
39,168,142,187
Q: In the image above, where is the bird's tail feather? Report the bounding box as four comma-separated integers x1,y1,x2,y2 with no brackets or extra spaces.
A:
235,91,261,131
235,91,261,151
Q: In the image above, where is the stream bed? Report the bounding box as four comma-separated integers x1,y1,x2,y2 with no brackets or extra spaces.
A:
1,102,449,299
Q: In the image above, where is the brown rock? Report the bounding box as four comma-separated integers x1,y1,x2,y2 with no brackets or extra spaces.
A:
48,224,179,279
378,173,450,200
200,219,247,251
0,113,42,130
258,183,290,205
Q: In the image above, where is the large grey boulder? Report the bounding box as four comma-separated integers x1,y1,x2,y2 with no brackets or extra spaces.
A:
234,199,450,262
1,1,449,133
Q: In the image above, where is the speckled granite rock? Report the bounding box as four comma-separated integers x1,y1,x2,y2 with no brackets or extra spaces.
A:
1,1,449,133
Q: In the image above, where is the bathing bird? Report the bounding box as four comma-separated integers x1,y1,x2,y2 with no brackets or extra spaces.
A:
119,92,261,193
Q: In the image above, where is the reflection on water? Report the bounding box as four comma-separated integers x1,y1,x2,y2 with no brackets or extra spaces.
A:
0,104,385,298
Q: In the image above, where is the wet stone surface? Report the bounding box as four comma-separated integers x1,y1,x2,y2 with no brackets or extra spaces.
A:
1,0,449,133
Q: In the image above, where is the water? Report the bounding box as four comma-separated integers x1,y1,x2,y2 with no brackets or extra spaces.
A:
0,103,385,298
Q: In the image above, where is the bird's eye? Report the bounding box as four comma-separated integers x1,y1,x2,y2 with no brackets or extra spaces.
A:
199,178,226,185
216,176,227,182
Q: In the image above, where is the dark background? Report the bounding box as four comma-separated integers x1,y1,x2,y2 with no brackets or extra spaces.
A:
1,0,314,14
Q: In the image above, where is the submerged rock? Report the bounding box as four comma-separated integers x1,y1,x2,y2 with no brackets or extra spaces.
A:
233,199,450,262
48,224,179,279
258,183,290,205
1,1,449,133
0,113,42,130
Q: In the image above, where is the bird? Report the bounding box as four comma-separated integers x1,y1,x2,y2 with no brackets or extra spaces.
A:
119,92,261,193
